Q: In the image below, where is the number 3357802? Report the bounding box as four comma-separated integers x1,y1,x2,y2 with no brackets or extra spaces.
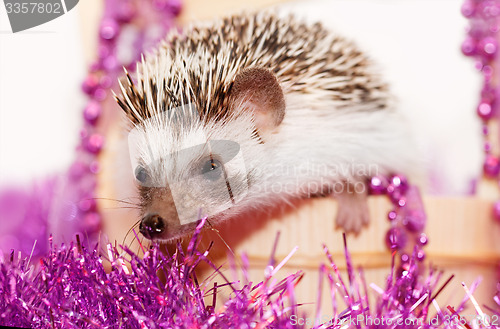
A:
5,2,62,14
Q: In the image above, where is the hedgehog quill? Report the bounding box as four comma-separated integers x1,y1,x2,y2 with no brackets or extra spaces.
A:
116,11,415,241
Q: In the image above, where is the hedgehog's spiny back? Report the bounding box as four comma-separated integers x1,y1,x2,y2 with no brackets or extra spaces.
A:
117,11,390,125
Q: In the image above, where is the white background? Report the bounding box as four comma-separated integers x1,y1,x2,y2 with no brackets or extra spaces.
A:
0,3,84,184
0,0,482,194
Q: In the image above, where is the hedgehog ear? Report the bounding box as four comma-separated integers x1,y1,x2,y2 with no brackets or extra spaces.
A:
229,67,285,134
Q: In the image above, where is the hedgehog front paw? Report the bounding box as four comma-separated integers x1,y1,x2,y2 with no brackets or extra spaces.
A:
334,187,369,234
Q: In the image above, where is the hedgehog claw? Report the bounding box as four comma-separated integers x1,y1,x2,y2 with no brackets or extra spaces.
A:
334,186,369,234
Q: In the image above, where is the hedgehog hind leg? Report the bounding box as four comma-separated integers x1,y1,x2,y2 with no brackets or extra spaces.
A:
333,184,370,234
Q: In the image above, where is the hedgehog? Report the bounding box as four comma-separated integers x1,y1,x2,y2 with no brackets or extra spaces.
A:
115,11,414,241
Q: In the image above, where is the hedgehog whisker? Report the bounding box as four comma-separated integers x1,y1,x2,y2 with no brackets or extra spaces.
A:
92,197,141,206
123,219,142,248
205,219,241,269
101,206,142,211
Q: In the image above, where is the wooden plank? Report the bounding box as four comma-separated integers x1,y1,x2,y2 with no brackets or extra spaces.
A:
177,0,287,24
77,0,102,64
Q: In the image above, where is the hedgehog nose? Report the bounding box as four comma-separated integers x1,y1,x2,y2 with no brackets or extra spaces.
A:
140,214,166,239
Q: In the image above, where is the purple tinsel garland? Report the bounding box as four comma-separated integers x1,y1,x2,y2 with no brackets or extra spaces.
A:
1,218,499,329
0,219,306,328
462,0,500,219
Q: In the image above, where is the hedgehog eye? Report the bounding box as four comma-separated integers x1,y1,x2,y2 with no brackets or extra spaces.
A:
201,159,223,181
135,166,150,185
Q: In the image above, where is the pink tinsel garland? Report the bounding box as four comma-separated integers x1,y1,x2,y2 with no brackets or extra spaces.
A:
1,220,498,328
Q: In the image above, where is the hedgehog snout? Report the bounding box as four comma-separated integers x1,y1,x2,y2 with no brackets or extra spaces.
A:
139,213,166,239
